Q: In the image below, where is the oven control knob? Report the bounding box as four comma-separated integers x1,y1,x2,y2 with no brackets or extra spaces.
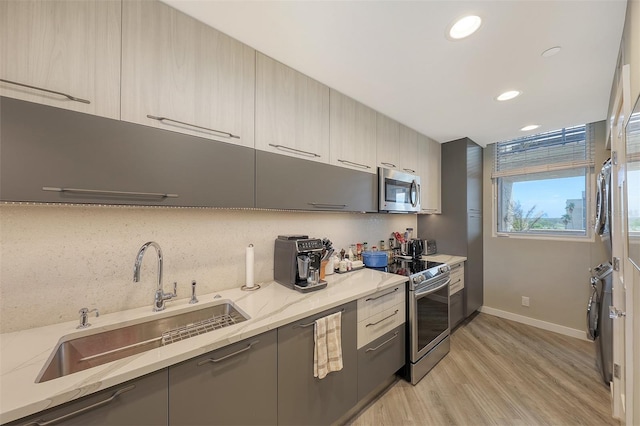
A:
439,265,450,274
412,275,424,285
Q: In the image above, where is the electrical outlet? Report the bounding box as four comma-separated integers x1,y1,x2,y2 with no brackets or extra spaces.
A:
522,296,530,307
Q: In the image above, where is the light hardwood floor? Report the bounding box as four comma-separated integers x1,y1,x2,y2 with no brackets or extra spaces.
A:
349,313,617,426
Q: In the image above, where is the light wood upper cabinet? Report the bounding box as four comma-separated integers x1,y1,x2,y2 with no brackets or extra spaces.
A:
329,90,377,174
0,0,121,119
121,0,255,148
255,53,329,162
417,133,442,213
376,113,401,170
399,124,418,174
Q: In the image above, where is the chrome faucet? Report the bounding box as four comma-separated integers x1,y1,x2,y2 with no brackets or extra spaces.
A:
133,241,176,312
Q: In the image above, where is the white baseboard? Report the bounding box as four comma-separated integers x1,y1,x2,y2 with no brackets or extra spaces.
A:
478,306,590,341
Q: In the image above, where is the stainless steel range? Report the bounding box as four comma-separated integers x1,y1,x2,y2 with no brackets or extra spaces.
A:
386,257,451,384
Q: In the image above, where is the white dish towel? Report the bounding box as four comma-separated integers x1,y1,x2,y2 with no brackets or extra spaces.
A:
314,311,343,379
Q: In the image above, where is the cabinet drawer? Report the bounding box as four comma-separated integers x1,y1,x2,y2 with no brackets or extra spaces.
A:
357,283,405,322
357,302,405,349
357,325,405,401
450,274,465,295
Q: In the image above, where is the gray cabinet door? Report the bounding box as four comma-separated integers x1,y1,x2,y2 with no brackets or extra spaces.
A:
168,330,277,426
277,301,358,426
0,97,254,207
465,213,483,315
256,150,377,212
450,291,464,328
357,324,405,401
6,370,168,426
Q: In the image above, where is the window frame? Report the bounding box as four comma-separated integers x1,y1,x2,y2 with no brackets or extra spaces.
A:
492,125,595,241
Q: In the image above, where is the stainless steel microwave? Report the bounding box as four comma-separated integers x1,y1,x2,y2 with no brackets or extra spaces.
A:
378,167,421,213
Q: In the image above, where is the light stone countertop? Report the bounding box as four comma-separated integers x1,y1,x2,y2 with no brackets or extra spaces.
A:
0,269,408,424
423,253,467,265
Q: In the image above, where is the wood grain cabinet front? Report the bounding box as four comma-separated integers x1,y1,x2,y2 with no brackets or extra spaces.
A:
0,0,121,119
256,53,330,163
121,0,255,148
277,302,358,426
418,133,442,213
168,330,278,426
5,370,168,426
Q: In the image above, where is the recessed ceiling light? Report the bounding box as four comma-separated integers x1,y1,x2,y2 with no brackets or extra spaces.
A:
447,15,482,40
496,90,521,101
521,124,540,132
541,46,562,57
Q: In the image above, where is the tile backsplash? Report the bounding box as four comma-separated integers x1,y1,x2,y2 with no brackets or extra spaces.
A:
0,204,415,333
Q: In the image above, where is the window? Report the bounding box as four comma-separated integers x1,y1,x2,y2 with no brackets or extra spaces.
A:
493,125,595,238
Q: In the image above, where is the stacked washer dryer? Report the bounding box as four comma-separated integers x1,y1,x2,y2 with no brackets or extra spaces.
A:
588,158,613,384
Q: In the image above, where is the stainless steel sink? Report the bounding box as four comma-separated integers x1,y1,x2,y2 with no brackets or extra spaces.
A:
36,301,249,383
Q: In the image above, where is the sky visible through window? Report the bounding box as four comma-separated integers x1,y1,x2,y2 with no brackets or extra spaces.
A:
510,176,584,218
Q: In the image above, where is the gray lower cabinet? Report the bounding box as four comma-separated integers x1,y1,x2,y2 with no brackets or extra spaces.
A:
357,324,405,401
6,370,168,426
277,301,358,425
0,97,254,208
450,291,464,328
256,150,377,212
168,330,277,426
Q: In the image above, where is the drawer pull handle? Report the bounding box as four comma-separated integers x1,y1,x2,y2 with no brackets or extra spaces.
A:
450,264,463,270
294,308,345,328
365,331,399,353
403,168,416,173
42,187,178,199
307,203,347,209
0,78,91,104
453,279,462,285
147,115,240,139
268,144,320,158
28,385,136,425
337,159,371,169
197,340,259,365
365,287,398,301
365,309,399,327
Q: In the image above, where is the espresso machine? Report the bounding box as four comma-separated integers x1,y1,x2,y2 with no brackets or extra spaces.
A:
274,235,327,292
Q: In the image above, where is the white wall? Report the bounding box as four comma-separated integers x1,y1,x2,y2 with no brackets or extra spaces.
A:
482,121,609,333
0,204,415,333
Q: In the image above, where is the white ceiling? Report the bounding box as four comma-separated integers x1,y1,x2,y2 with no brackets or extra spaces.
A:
162,0,628,147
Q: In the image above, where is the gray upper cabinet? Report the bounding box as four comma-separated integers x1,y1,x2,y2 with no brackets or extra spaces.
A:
121,0,255,148
0,97,254,208
0,0,121,119
255,151,377,212
5,370,168,426
329,90,377,174
256,53,330,163
277,302,358,426
169,330,277,426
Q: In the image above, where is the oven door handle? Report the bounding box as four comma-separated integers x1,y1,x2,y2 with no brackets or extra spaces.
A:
414,278,451,298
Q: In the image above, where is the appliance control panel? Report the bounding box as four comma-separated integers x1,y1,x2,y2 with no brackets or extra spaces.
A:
296,239,323,252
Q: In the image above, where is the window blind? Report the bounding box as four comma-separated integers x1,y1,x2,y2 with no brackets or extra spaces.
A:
492,124,594,178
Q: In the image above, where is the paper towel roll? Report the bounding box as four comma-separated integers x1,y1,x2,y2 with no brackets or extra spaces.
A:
245,244,255,288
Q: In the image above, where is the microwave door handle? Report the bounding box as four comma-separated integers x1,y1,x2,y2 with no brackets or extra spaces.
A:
410,180,418,207
414,278,451,298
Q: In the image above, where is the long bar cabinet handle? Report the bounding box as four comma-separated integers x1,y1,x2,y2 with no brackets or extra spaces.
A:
0,78,91,104
42,187,178,199
365,331,399,353
146,115,240,139
403,168,416,173
268,144,320,158
365,287,399,301
293,308,346,328
381,162,397,168
307,203,347,209
197,340,259,365
27,385,136,426
337,159,371,169
365,309,399,328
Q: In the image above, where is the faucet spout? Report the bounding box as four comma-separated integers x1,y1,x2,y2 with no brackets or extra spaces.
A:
133,241,175,311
